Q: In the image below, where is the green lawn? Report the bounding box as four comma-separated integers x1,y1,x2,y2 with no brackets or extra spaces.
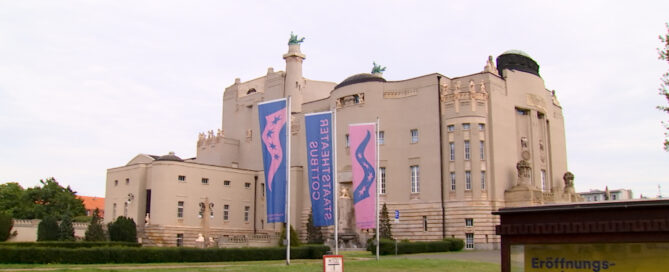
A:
0,251,499,272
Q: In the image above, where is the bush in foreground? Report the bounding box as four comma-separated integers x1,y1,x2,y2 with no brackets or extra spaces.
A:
367,238,464,255
0,244,329,264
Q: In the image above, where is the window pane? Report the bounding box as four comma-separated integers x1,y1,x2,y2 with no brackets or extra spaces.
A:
380,167,386,194
464,140,470,160
465,171,471,190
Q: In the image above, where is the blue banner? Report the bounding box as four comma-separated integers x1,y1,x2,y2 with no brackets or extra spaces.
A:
258,98,287,223
305,112,335,227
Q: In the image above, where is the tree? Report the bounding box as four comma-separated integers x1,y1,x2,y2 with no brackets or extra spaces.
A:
658,23,669,151
58,214,75,241
279,223,300,246
23,177,86,219
305,210,324,244
0,182,30,218
85,208,106,241
0,212,16,242
108,216,137,243
379,203,393,240
37,215,59,241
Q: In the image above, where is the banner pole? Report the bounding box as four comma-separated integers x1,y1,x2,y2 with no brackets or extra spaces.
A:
376,117,380,261
286,96,291,266
333,110,339,255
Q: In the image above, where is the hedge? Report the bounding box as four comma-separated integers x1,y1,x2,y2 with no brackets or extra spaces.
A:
367,238,464,255
0,244,329,264
0,241,141,248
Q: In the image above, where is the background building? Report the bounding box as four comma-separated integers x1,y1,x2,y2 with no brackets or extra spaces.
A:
105,37,580,249
579,187,633,202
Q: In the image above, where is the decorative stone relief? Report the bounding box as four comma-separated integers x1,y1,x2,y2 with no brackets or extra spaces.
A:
526,94,546,111
383,89,417,99
197,129,224,147
337,93,365,108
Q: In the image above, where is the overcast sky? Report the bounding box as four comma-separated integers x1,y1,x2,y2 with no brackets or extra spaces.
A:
1,1,668,198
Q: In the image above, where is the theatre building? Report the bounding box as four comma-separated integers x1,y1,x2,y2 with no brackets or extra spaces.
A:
105,36,580,249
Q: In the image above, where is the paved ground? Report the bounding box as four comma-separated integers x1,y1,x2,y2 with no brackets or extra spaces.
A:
385,249,500,264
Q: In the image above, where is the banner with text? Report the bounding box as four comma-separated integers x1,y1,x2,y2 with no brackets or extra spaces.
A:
258,98,288,223
305,112,335,227
511,242,669,272
348,123,376,229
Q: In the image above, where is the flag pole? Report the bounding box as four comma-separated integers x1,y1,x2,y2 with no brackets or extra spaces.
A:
333,110,339,255
375,117,380,261
286,96,291,265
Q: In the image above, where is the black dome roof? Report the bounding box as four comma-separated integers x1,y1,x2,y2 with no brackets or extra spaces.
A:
156,152,183,162
334,73,386,89
496,50,540,77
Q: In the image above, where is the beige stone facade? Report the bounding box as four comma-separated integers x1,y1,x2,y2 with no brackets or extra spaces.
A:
105,40,579,249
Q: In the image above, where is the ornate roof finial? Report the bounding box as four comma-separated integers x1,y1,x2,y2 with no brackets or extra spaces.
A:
288,32,305,45
371,61,386,75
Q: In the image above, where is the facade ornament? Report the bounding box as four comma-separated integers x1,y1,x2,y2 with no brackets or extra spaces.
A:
479,81,487,93
563,171,574,188
521,136,529,149
484,55,496,73
340,187,351,199
288,32,305,45
516,160,531,185
371,62,386,75
455,81,461,92
217,129,223,137
469,80,475,93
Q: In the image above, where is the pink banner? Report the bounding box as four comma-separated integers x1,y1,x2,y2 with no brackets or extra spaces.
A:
348,123,376,229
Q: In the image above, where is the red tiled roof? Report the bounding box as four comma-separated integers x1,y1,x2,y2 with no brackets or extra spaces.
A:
77,196,105,216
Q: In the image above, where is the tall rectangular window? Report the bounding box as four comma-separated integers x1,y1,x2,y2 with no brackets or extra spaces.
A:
378,131,385,145
480,141,485,160
481,171,486,190
176,233,183,247
410,165,420,193
447,125,455,132
178,175,186,182
462,123,470,130
380,167,387,194
464,140,470,160
465,171,471,190
478,123,485,130
449,142,455,161
244,182,251,189
177,201,184,218
541,170,547,192
223,204,229,221
124,202,128,217
410,129,419,143
244,206,250,222
261,184,265,197
450,172,456,191
422,216,428,231
345,134,350,147
465,218,474,227
466,233,474,249
112,203,116,219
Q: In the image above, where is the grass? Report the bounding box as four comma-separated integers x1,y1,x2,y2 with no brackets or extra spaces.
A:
0,250,499,272
0,258,498,272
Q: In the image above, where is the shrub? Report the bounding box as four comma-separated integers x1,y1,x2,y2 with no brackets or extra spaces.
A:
58,214,75,241
367,239,463,255
444,238,464,251
85,208,106,241
0,212,14,242
279,224,300,246
37,216,59,241
108,216,137,243
0,244,329,264
0,241,139,248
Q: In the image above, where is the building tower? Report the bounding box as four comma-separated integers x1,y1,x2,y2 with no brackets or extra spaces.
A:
283,34,306,113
